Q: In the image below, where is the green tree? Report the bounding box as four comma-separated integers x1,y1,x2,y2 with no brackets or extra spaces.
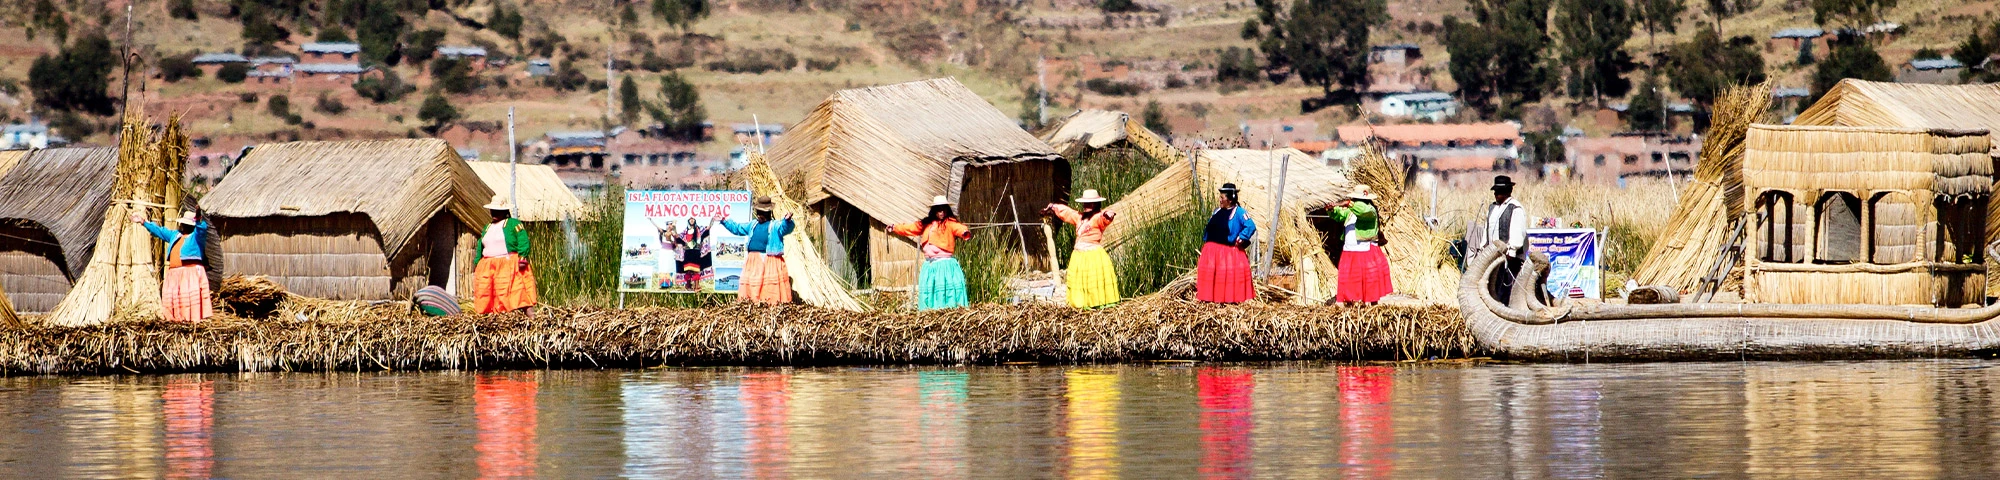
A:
1811,0,1896,28
1626,74,1668,131
407,29,447,64
29,0,70,43
645,72,708,141
1018,85,1046,130
171,0,200,20
158,54,203,83
1704,0,1756,33
652,0,711,31
619,75,643,124
353,69,416,103
1952,21,2000,82
1100,0,1143,13
26,33,116,116
1248,0,1389,106
237,3,290,46
356,1,407,66
1142,99,1172,137
489,3,525,46
317,27,353,43
1810,33,1892,105
1664,25,1765,110
1442,0,1556,119
1631,0,1685,66
418,92,460,134
1555,0,1638,101
216,63,250,83
266,94,293,118
429,57,483,94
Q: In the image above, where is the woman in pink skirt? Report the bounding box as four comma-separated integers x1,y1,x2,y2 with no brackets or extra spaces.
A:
1329,185,1394,304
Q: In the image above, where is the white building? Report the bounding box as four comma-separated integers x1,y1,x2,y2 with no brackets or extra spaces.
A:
1,121,59,150
1378,92,1458,122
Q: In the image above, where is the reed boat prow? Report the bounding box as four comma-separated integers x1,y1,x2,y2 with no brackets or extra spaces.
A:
1458,245,2000,360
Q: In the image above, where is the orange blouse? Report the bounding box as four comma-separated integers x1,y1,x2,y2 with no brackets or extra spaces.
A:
890,219,972,255
1048,204,1113,250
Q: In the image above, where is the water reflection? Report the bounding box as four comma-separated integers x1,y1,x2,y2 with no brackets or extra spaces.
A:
7,361,2000,477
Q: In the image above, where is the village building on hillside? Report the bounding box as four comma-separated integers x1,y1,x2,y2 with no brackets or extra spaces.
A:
201,139,493,301
527,59,553,77
525,125,727,191
1770,28,1827,51
1560,133,1699,186
191,52,248,75
0,148,117,313
302,42,361,60
1377,92,1458,122
768,78,1068,289
436,46,489,70
1,120,63,150
1366,44,1433,94
294,63,372,85
1241,117,1320,149
1898,58,1965,85
1332,122,1523,189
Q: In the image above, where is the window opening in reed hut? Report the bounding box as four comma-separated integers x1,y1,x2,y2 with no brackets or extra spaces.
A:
1935,195,1987,264
1869,192,1919,264
1756,191,1798,263
1815,192,1861,264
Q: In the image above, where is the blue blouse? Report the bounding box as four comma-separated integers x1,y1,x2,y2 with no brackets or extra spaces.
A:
144,221,210,261
722,218,796,255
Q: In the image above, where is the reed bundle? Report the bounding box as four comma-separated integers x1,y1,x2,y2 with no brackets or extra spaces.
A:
216,275,286,318
1631,82,1772,292
0,281,18,329
45,109,187,326
744,154,867,312
0,295,1470,374
1349,143,1460,303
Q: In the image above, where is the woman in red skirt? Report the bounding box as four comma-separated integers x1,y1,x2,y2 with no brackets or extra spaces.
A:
1330,185,1394,305
1197,183,1257,303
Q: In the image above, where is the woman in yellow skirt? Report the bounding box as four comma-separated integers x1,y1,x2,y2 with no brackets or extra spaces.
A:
1045,189,1120,308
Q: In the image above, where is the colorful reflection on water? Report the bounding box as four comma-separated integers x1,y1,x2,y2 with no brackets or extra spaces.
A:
5,361,2000,477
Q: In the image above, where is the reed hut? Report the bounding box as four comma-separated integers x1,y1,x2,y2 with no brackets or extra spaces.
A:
1740,124,1992,306
0,147,119,313
1792,80,2000,241
465,162,586,222
766,78,1068,289
1037,109,1179,163
1102,148,1354,302
200,139,494,300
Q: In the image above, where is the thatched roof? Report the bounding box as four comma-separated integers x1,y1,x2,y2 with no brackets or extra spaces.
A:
201,139,494,258
767,78,1062,224
0,147,118,278
1794,80,2000,132
1104,148,1354,302
1744,124,1993,197
466,162,586,222
1040,109,1134,153
0,150,24,177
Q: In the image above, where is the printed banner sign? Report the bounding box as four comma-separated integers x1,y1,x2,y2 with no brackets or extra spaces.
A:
1526,228,1601,299
619,190,753,293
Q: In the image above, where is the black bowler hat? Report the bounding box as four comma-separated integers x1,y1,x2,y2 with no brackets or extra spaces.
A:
1491,176,1516,191
1219,183,1240,193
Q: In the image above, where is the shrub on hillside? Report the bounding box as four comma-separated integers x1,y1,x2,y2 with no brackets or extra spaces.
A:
266,94,292,118
216,63,249,83
804,57,840,72
418,93,460,134
353,70,416,103
704,49,798,74
313,93,347,115
159,54,202,83
1084,78,1144,96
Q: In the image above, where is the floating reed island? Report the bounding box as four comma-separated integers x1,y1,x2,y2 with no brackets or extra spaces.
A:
0,294,1468,375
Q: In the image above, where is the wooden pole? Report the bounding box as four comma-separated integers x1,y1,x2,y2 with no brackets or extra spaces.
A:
1260,154,1291,278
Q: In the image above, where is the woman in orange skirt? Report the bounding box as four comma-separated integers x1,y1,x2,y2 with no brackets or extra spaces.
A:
1196,183,1257,303
474,195,538,314
721,196,796,304
134,211,212,322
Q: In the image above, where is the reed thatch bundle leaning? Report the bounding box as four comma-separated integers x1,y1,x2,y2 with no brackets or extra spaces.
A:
744,154,867,311
0,294,1471,374
45,109,187,326
1631,82,1772,292
0,281,18,329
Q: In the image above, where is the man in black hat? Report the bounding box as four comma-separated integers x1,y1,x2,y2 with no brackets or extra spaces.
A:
1485,175,1529,303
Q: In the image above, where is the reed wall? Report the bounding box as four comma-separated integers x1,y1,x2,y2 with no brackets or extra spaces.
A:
1748,269,1983,306
0,224,68,313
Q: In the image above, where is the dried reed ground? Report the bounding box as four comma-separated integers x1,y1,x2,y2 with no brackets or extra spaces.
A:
0,296,1470,374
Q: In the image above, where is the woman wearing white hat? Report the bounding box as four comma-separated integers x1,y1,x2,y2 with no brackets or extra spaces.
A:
131,209,212,322
1044,189,1120,308
473,194,537,314
888,195,973,310
1328,185,1393,304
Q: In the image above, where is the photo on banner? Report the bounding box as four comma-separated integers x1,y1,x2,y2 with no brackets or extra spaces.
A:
1526,228,1602,299
619,190,753,293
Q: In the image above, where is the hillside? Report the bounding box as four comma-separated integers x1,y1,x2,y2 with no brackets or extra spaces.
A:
0,0,1993,162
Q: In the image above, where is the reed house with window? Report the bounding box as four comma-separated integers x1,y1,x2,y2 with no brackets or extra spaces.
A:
1743,124,1992,306
200,139,494,300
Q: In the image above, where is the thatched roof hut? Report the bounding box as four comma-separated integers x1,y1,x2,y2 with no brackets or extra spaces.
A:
1741,124,1992,306
1103,148,1354,302
0,147,118,313
767,78,1068,289
1795,80,2000,132
201,139,494,300
466,162,586,222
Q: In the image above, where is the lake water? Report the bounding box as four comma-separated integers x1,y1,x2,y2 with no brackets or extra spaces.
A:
3,360,1998,478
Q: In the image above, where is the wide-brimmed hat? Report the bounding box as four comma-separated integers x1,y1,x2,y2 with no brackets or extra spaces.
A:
930,195,952,207
1349,185,1378,200
1219,183,1240,193
1077,189,1106,203
176,211,199,226
1491,176,1517,191
483,194,512,210
753,196,775,211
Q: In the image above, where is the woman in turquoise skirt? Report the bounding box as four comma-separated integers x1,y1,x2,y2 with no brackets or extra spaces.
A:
888,196,974,310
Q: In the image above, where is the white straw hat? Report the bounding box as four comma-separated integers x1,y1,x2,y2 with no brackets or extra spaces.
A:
930,195,951,206
483,194,512,210
1349,185,1378,200
176,211,198,226
1077,189,1106,203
